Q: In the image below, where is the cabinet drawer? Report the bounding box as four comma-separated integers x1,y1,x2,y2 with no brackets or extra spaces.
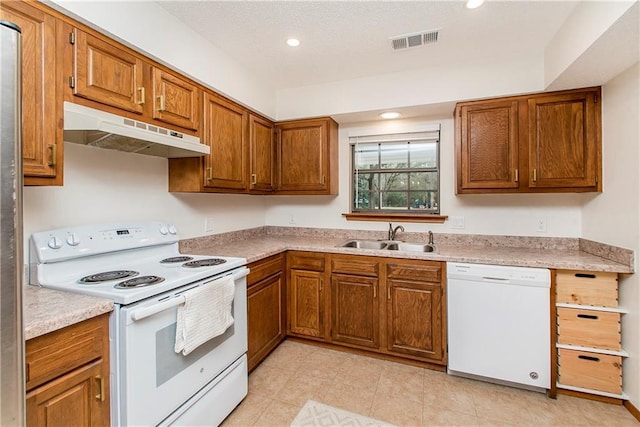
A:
558,348,622,394
26,316,106,391
331,255,378,277
557,307,621,351
288,252,325,272
248,254,284,286
556,270,618,307
386,261,441,282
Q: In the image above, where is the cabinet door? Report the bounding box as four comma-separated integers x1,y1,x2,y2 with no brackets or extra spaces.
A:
458,101,519,191
202,93,248,190
73,29,145,114
247,272,285,371
277,119,330,192
249,115,275,192
288,269,324,338
331,274,379,349
152,68,200,130
26,360,109,427
528,91,599,189
1,2,60,181
387,280,444,362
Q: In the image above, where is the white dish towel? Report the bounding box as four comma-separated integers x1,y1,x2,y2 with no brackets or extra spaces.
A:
175,275,235,356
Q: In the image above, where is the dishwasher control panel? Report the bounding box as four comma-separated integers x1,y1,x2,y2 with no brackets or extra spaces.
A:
447,262,550,287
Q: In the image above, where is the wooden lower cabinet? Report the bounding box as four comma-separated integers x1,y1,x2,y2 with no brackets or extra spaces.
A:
287,252,327,340
331,274,379,349
26,314,110,427
247,254,285,371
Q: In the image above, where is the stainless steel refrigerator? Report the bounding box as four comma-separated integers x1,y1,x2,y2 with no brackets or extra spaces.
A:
0,20,25,426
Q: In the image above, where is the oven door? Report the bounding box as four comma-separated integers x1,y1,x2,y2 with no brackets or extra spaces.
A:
117,267,248,427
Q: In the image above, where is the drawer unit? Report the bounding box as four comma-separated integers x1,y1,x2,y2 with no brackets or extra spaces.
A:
331,255,378,277
556,270,618,307
557,307,621,351
386,260,441,282
558,348,622,395
288,252,326,272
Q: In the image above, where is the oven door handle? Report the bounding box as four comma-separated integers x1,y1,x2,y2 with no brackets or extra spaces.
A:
129,267,249,322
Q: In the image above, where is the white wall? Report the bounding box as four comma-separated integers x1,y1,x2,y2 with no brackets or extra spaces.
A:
265,117,583,237
23,143,267,240
581,63,640,409
275,56,543,120
48,0,277,118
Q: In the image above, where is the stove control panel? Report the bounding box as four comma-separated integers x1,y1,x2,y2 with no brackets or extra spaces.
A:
31,221,180,263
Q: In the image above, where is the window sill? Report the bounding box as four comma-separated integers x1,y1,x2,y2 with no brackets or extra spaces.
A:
342,213,448,223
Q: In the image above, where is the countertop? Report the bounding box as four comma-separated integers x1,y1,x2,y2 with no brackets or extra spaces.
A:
24,286,113,340
185,234,633,273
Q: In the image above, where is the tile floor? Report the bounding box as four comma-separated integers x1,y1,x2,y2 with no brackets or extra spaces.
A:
223,340,639,426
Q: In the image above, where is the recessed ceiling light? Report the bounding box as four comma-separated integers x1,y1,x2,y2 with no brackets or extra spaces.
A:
466,0,485,9
286,38,301,47
380,112,400,119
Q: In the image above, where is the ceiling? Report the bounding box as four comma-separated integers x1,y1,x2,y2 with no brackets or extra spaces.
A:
156,1,580,91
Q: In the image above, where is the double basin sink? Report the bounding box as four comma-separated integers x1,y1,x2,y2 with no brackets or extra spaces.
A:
338,239,435,253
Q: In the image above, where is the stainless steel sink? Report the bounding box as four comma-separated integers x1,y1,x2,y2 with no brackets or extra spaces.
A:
339,240,388,250
337,240,436,253
385,242,436,253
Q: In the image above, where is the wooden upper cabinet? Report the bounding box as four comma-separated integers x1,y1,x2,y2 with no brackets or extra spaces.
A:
1,1,61,185
528,91,599,189
249,114,275,193
455,87,601,194
276,117,338,195
458,101,519,191
152,68,200,131
202,93,248,190
72,29,145,114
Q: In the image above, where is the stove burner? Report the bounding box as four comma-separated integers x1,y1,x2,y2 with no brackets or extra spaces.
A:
183,258,227,268
80,270,139,283
115,275,165,289
160,256,194,264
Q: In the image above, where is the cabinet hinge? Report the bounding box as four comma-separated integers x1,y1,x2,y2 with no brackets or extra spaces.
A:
68,76,75,89
594,95,598,104
69,32,75,45
596,175,599,184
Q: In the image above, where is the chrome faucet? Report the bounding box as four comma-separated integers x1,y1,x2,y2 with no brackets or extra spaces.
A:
428,230,434,245
388,223,405,241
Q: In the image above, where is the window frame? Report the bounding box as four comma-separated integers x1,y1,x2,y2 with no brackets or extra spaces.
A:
349,128,441,216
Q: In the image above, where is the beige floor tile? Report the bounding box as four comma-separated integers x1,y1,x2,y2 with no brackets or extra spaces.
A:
424,384,476,416
248,364,292,398
334,354,384,389
577,399,640,426
274,374,333,407
370,392,423,426
294,347,351,380
319,380,377,416
377,364,424,403
253,400,300,427
422,408,480,426
471,388,538,425
221,393,272,427
258,341,313,372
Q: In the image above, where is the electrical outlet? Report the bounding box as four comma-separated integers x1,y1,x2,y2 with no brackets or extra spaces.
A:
450,216,465,229
536,217,547,233
204,216,215,232
288,213,295,224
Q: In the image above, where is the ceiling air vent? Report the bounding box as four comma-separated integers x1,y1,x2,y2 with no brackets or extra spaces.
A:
390,29,440,51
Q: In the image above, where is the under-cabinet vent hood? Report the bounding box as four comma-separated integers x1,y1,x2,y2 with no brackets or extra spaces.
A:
63,102,210,158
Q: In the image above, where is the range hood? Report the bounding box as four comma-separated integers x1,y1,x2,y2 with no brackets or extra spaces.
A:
63,102,210,158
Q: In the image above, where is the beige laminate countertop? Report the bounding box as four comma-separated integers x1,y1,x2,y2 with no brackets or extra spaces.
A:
186,235,633,273
24,286,113,340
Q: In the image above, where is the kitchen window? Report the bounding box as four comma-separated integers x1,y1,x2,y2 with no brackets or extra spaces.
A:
350,128,441,216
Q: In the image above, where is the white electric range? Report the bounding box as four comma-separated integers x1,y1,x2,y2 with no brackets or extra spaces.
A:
29,221,249,426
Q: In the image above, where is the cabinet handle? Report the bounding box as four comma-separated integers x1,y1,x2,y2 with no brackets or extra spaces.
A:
95,375,105,402
514,169,519,182
578,355,600,362
319,279,323,292
575,273,596,279
321,175,326,185
577,313,599,320
48,144,57,167
251,173,257,185
387,287,391,300
532,169,537,182
157,95,166,112
137,87,145,105
206,167,213,181
373,286,377,299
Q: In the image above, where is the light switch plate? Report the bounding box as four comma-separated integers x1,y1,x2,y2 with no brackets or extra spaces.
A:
450,216,465,229
204,216,215,232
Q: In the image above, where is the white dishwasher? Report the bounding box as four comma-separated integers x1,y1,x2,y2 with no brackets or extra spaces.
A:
447,262,551,390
